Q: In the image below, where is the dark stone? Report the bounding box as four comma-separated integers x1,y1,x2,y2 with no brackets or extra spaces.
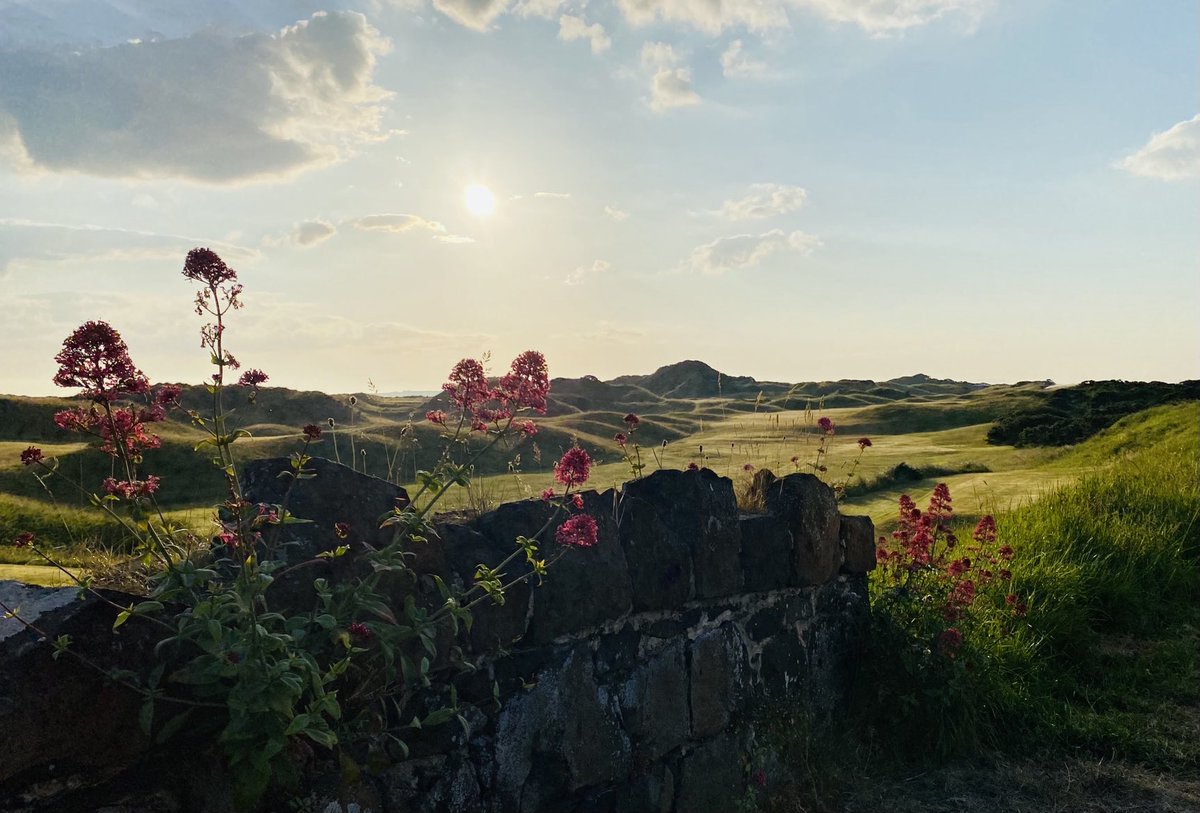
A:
781,590,815,626
241,456,412,563
762,473,842,586
442,521,533,654
760,632,808,697
527,491,633,644
613,763,674,813
746,606,784,642
807,583,869,719
596,624,641,681
839,514,877,573
620,639,688,762
559,649,632,790
675,734,743,813
380,753,481,813
739,514,794,592
689,624,745,739
614,494,692,611
642,619,685,639
621,469,742,599
492,645,572,699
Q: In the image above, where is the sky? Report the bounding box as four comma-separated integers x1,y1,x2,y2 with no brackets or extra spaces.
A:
1,0,1197,396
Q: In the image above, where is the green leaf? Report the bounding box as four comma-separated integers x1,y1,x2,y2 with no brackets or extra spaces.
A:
139,697,155,736
113,610,132,630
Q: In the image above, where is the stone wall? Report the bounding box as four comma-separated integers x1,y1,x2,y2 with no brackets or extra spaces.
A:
0,462,876,813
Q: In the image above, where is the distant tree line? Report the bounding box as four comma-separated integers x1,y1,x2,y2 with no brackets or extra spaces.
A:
986,380,1200,447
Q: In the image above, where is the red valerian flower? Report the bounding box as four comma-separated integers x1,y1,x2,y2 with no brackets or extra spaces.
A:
183,247,238,287
496,351,550,414
752,768,768,788
571,494,585,510
857,437,872,449
614,432,628,445
686,462,699,471
20,446,44,466
998,569,1012,581
743,463,755,472
53,321,149,402
102,476,161,500
555,514,598,549
553,447,592,487
540,488,555,502
426,410,448,426
334,522,351,540
303,424,323,441
817,416,835,434
348,622,371,639
443,358,492,415
518,420,538,437
155,384,183,406
623,413,640,427
937,627,963,658
997,545,1014,560
973,515,997,544
237,369,268,388
14,532,34,548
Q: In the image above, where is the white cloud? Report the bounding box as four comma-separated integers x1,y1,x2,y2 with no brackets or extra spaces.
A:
616,0,985,36
604,205,630,221
642,42,700,112
559,14,612,54
720,39,767,78
432,0,511,30
0,219,259,275
564,259,611,285
534,191,573,199
351,214,447,234
515,0,568,18
0,12,391,183
687,229,820,274
1118,115,1200,182
721,183,807,219
278,220,337,247
434,234,477,244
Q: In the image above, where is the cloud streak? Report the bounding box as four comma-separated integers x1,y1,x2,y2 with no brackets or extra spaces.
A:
1118,114,1200,182
687,229,820,275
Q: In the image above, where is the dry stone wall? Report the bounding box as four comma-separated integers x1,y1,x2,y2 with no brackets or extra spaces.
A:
0,462,876,813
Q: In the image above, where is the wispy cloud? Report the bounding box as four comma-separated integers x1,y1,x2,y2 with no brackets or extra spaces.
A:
720,39,767,78
687,229,820,274
534,191,573,199
351,214,447,234
564,259,611,285
641,42,700,112
1118,114,1200,182
558,14,612,54
432,0,511,31
721,183,807,220
604,205,630,221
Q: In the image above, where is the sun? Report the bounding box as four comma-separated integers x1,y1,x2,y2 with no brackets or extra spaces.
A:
464,184,496,217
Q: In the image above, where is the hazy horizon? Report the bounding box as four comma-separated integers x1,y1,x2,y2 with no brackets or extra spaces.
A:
1,0,1197,397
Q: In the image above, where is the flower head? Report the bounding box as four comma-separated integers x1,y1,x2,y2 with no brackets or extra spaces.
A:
817,416,835,434
857,437,872,449
53,321,149,402
540,487,555,502
20,446,44,466
571,494,585,510
443,358,493,415
518,420,538,437
334,522,351,540
614,432,627,446
237,369,268,388
973,515,998,545
183,247,238,288
303,424,322,441
937,627,963,658
623,413,640,427
156,384,183,407
348,622,371,640
554,446,592,487
14,532,34,548
743,463,755,473
555,514,598,549
496,350,550,414
687,462,699,471
426,410,448,426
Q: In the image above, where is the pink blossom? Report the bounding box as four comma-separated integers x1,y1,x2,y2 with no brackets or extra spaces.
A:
540,488,555,502
303,424,322,441
183,247,238,287
443,358,492,415
496,351,550,414
426,410,448,426
623,413,640,427
53,321,149,402
20,446,44,466
237,369,268,388
14,532,34,548
937,628,963,658
817,417,834,434
554,447,592,487
555,514,598,549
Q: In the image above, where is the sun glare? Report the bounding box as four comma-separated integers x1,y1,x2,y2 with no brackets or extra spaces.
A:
464,184,495,217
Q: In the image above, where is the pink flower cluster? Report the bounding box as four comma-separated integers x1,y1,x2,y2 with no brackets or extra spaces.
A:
553,447,591,487
53,321,149,402
103,476,161,500
434,351,550,433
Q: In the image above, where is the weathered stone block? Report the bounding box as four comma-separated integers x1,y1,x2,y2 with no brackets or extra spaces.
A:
527,490,633,644
839,514,877,573
760,632,808,697
621,469,742,599
615,495,692,611
442,522,532,653
620,639,688,762
689,623,745,739
739,514,794,592
614,763,674,813
675,734,743,813
745,605,784,643
762,473,841,586
559,650,632,790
